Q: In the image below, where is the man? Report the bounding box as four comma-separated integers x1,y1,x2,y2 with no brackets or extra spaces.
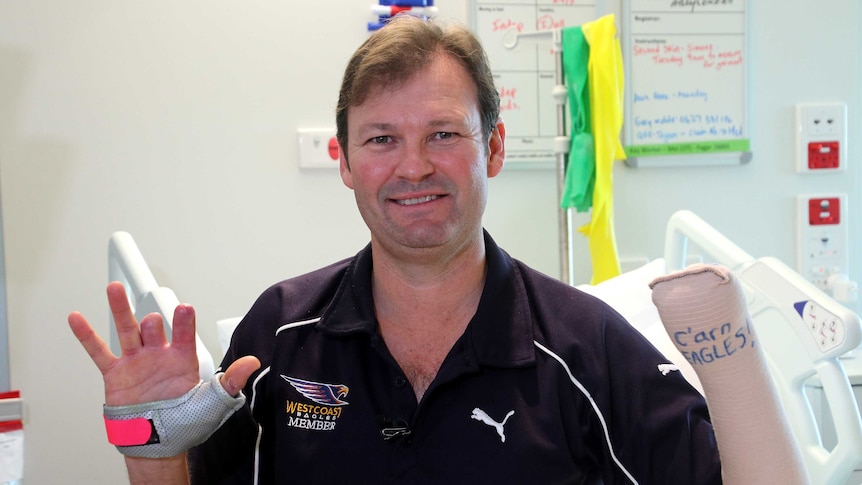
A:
70,15,723,484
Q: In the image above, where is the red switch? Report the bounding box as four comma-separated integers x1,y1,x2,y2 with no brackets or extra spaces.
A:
808,197,840,225
328,137,339,161
807,141,840,169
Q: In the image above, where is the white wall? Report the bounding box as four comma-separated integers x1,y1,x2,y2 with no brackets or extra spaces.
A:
0,1,858,483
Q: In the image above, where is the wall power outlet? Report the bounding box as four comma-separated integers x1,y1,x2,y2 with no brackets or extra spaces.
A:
796,103,847,172
797,193,848,292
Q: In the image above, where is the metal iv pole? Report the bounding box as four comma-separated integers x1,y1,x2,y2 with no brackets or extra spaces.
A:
504,29,575,285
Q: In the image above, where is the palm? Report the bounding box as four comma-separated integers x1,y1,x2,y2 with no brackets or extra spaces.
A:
101,313,200,406
69,282,201,406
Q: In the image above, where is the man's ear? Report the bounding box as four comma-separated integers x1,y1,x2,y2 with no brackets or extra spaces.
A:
487,119,506,178
339,142,354,189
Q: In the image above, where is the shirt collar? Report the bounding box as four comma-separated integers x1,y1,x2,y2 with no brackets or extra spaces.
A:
318,231,536,368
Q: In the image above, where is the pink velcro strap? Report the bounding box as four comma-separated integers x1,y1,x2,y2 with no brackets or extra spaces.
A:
104,416,158,446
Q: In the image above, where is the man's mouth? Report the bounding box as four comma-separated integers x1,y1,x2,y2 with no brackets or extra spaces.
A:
395,195,440,206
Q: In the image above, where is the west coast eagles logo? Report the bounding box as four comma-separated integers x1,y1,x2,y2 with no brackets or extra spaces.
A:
282,375,349,432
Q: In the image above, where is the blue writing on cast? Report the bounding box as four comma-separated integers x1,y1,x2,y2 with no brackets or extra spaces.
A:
673,319,756,366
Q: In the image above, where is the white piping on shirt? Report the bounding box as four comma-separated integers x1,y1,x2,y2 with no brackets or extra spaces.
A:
248,317,321,485
250,367,269,485
533,340,639,485
275,317,323,336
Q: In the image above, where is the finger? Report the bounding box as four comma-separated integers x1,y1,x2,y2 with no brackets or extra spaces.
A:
169,304,197,352
220,356,262,397
68,311,118,372
106,282,142,353
139,312,169,348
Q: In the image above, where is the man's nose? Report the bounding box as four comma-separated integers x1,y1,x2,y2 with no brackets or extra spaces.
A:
394,140,435,182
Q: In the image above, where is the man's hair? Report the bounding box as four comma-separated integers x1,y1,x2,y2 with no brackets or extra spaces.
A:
335,15,500,154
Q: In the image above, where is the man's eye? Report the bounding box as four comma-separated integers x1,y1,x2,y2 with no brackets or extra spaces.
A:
435,132,454,140
370,136,391,144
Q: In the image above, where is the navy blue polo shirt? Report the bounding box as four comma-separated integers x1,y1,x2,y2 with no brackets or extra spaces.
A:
189,232,721,484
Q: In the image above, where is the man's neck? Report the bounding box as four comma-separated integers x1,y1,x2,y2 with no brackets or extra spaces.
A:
369,234,487,401
370,233,486,320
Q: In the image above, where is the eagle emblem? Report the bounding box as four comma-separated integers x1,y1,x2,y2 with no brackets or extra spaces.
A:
282,375,349,406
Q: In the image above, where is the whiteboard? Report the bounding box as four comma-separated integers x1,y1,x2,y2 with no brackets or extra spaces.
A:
622,0,751,167
471,0,599,168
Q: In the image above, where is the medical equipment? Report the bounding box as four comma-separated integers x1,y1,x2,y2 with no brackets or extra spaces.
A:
103,372,244,458
368,1,437,31
107,231,215,381
582,210,862,485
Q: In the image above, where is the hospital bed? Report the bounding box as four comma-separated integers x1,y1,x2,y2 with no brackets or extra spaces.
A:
107,210,862,484
579,210,862,485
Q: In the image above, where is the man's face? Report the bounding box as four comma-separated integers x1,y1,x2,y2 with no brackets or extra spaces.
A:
339,55,505,258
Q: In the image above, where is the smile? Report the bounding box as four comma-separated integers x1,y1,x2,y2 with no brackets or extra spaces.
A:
395,195,439,206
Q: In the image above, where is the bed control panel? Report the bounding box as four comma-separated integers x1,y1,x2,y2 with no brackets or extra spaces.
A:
740,257,860,361
796,300,846,354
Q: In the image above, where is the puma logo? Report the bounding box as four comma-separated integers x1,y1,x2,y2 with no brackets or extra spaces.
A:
658,363,680,376
471,407,515,443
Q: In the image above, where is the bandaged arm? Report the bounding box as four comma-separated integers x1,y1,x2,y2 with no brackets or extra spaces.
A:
103,372,245,458
104,372,245,485
103,372,245,485
650,264,809,484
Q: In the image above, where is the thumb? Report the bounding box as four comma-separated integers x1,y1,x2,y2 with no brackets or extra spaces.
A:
220,356,262,397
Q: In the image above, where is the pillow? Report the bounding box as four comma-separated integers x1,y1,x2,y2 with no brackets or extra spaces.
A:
216,317,243,356
576,259,704,394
